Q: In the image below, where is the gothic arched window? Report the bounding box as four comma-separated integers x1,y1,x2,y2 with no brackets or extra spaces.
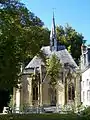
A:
68,84,75,100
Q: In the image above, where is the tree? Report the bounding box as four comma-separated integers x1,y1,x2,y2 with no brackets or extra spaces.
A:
0,0,50,89
0,0,50,112
45,54,62,105
46,54,62,86
56,24,85,64
0,89,10,112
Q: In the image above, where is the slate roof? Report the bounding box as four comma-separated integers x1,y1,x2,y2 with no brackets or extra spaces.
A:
25,46,77,69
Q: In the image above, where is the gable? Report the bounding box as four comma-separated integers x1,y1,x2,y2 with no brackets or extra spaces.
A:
25,46,77,70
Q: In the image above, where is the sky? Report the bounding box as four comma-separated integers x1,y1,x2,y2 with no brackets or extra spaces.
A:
21,0,90,44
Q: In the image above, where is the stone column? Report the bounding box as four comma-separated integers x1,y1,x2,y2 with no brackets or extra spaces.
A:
38,80,40,106
75,75,81,108
63,70,68,105
56,82,65,105
39,65,43,106
56,85,59,106
27,76,32,106
64,77,69,105
19,65,23,111
15,88,20,112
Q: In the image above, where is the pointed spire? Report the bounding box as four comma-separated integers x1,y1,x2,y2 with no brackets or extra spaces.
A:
52,11,56,34
50,11,57,51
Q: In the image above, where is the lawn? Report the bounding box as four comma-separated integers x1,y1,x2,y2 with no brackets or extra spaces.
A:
0,113,84,120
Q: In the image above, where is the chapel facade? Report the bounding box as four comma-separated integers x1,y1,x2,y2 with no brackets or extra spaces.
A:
13,14,81,112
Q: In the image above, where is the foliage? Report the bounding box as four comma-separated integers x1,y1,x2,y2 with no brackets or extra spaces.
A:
64,63,76,81
46,54,62,86
37,50,47,65
0,0,49,89
56,24,85,64
0,89,10,112
78,106,90,120
62,104,75,114
81,106,90,116
0,113,81,120
8,95,13,108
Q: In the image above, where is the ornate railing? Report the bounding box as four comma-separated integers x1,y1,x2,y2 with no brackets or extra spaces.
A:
12,104,83,114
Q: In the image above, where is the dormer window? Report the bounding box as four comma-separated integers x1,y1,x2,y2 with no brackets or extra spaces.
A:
87,79,89,86
83,81,84,87
83,45,87,53
84,54,86,65
89,82,90,89
83,91,85,102
87,90,90,102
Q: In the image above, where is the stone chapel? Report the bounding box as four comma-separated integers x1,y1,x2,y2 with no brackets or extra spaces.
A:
13,14,81,112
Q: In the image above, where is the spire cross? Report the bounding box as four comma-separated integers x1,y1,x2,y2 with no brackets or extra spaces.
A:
52,8,56,12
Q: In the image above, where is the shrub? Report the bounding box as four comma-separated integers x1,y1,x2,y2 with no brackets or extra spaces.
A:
81,106,90,115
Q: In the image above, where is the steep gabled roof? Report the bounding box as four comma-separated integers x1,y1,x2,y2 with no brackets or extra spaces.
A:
25,46,77,69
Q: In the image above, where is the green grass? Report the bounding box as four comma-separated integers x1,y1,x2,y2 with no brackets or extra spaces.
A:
0,113,84,120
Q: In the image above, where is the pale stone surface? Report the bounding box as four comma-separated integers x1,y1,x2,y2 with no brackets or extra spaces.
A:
20,74,32,107
75,76,81,107
42,82,50,105
16,89,20,111
56,82,65,106
81,68,90,106
13,71,81,110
